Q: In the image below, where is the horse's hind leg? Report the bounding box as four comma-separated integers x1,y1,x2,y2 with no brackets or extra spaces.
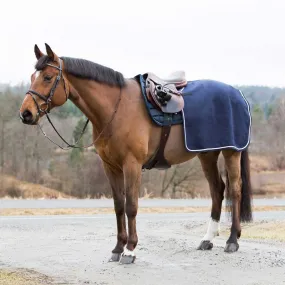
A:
103,164,127,262
222,150,242,253
197,151,225,250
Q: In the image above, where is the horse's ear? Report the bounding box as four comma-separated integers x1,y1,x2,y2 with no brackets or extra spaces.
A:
34,44,44,60
45,43,55,61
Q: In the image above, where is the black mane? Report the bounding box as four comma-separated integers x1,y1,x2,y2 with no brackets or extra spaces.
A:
35,56,125,88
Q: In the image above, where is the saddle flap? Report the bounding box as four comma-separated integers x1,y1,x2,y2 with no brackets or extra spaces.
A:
160,95,184,113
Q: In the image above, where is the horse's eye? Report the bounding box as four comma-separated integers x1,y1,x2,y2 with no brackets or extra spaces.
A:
44,76,52,82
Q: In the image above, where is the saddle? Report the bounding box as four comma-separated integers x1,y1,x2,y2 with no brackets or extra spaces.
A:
144,71,186,113
140,71,187,170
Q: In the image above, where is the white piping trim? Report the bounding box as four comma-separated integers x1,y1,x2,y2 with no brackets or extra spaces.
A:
182,89,252,152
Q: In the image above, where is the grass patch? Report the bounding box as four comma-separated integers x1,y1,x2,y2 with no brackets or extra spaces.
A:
1,205,285,216
0,269,53,285
0,175,72,199
220,221,285,242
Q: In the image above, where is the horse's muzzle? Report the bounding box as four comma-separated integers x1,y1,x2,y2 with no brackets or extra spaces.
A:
19,110,37,125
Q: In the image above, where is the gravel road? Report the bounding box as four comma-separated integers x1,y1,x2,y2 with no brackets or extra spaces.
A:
0,212,285,285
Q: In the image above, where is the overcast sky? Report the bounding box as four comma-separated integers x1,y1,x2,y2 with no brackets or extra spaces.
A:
1,0,285,87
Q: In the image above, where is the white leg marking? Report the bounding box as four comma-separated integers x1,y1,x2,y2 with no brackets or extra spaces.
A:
119,247,136,264
122,248,135,257
202,219,220,241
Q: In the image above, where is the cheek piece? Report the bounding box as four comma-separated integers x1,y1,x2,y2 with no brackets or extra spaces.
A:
25,59,68,122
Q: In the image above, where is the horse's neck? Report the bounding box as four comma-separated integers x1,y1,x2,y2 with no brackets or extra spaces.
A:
67,75,121,132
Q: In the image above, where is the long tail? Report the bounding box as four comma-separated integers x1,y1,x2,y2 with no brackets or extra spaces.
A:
226,149,253,222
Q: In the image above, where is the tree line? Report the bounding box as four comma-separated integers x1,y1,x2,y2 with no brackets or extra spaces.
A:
0,83,285,198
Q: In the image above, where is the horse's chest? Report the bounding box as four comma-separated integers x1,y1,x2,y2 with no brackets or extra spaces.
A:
96,142,121,166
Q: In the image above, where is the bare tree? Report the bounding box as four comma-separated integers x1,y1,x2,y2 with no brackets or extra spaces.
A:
0,92,17,175
161,159,203,198
268,97,285,169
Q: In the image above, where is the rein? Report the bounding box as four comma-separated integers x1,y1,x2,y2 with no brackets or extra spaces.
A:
26,59,122,150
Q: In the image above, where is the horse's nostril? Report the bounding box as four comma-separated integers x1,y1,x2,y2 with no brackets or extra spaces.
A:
21,110,33,123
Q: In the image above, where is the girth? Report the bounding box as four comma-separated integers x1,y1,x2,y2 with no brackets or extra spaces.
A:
142,113,172,170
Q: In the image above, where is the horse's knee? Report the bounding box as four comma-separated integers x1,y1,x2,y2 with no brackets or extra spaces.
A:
114,205,125,216
126,205,137,218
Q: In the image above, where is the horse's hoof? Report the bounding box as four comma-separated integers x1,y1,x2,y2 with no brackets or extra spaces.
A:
109,253,121,262
224,242,239,253
197,240,213,250
119,254,136,264
119,249,136,264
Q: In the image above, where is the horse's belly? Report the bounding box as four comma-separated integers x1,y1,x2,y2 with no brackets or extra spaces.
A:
164,124,197,165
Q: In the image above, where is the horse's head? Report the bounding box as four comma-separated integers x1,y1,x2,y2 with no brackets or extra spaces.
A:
20,44,70,125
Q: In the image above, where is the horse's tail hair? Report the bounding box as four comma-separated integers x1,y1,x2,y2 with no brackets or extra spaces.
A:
225,148,253,222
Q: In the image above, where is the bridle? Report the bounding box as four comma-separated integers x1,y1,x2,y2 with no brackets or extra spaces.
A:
27,59,68,119
23,58,122,150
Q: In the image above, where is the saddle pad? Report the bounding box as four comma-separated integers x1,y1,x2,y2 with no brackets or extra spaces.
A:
135,74,183,126
135,75,251,152
180,80,251,152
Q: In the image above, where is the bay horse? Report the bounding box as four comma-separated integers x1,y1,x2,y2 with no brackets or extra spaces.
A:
19,44,252,264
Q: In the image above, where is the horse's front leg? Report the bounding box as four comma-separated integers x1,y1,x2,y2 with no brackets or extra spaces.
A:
119,157,142,264
103,164,127,262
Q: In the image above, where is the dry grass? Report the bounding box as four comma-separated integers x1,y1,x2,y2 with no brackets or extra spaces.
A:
250,154,273,172
249,154,285,197
140,187,154,199
0,154,284,200
0,154,284,201
220,221,285,242
0,269,53,285
0,175,72,199
1,205,285,216
251,171,285,197
0,207,208,216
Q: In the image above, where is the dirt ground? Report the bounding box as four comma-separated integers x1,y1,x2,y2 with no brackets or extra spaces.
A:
0,212,284,285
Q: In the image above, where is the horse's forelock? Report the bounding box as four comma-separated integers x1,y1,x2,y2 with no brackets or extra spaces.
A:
35,55,51,71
